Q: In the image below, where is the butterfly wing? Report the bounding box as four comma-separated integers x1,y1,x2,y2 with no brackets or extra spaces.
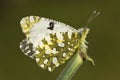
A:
20,16,82,71
34,32,80,71
19,16,41,58
19,38,35,59
20,16,40,38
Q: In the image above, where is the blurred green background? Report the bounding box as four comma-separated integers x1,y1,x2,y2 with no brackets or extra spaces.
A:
0,0,120,80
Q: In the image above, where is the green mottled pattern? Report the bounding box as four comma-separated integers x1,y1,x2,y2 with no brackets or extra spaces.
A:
20,16,40,37
34,32,81,71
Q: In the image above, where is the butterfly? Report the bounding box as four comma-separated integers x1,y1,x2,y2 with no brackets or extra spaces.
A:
19,11,99,72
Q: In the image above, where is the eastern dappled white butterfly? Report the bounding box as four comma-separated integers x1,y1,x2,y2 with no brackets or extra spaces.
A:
19,11,100,72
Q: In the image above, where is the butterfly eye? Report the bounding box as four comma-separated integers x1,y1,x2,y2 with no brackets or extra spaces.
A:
47,22,54,30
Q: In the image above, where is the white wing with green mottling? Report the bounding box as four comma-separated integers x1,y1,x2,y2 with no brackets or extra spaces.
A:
20,16,85,72
20,16,40,37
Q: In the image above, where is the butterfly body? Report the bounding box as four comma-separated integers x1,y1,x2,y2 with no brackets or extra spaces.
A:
20,16,87,71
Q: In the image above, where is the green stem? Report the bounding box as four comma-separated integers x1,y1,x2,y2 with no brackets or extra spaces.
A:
57,53,83,80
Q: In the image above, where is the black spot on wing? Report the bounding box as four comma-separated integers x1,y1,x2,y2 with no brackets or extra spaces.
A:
47,22,54,30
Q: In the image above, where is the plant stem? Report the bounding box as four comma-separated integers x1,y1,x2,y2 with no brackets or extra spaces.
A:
57,52,83,80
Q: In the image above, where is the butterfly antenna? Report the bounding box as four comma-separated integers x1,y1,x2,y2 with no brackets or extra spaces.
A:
87,11,100,27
